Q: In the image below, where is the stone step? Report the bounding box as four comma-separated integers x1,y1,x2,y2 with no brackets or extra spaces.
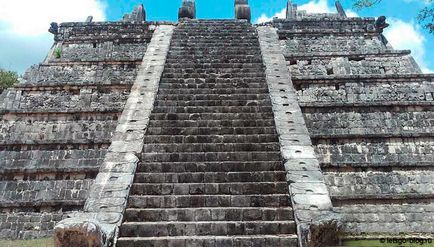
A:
116,235,298,247
142,143,279,153
124,207,294,222
159,78,266,84
155,93,269,101
172,33,257,37
145,127,277,135
151,105,273,114
163,68,264,74
147,119,275,128
137,161,284,173
153,104,272,111
142,134,279,144
130,182,288,195
165,56,262,62
158,88,269,95
140,151,281,162
128,194,290,208
172,32,258,37
165,57,262,62
158,82,267,89
168,47,261,52
148,112,274,121
119,221,296,237
163,63,264,69
169,42,260,46
169,36,259,40
133,172,286,184
154,100,272,107
162,72,265,79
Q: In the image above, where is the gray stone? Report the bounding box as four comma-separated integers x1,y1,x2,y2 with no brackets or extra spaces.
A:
335,1,347,18
235,1,251,22
179,0,196,19
54,217,115,247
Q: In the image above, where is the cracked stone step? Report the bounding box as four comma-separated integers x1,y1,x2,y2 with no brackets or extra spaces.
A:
142,143,280,152
142,134,279,144
124,207,294,222
148,111,273,120
128,194,291,208
158,82,268,89
145,127,277,135
133,172,286,184
165,57,263,62
119,221,296,237
162,72,265,79
159,78,267,84
163,68,264,74
163,63,264,68
157,88,270,94
130,182,288,195
156,94,270,101
117,235,298,247
140,151,282,162
137,161,285,173
148,118,275,127
151,106,273,114
149,112,275,121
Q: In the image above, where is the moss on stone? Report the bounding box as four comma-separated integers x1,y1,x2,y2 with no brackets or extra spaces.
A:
343,239,434,247
0,238,54,247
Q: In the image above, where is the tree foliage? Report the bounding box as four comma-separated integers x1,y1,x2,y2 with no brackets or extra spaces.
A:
353,0,434,33
0,68,19,91
418,1,434,33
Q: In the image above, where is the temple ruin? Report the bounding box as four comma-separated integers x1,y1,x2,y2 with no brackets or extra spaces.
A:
0,0,433,246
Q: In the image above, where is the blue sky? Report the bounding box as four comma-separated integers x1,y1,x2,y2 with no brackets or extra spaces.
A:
0,0,433,74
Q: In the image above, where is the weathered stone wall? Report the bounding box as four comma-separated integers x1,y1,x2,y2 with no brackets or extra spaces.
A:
283,35,386,53
22,64,138,85
0,212,67,239
269,17,376,32
287,55,420,76
296,76,434,105
0,18,155,239
315,138,434,166
2,89,130,113
304,109,434,137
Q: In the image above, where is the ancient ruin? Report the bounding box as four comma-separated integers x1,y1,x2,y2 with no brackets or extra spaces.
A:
1,0,433,246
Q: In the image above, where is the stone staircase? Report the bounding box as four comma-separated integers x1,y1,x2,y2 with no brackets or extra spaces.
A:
116,20,298,246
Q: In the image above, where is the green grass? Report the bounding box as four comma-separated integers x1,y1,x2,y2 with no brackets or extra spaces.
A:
0,238,54,247
1,237,433,247
343,239,434,247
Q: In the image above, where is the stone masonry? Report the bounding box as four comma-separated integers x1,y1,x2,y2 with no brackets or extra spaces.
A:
0,7,157,240
1,1,434,246
266,0,434,242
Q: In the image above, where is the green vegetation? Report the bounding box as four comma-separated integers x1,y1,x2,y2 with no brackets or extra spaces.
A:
0,68,19,91
0,238,54,247
353,0,434,33
344,239,434,247
54,48,62,59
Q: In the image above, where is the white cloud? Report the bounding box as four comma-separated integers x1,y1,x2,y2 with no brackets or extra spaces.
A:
255,8,286,23
345,9,359,17
403,0,432,4
384,18,433,73
0,0,106,36
0,0,106,74
298,0,334,13
255,0,359,23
